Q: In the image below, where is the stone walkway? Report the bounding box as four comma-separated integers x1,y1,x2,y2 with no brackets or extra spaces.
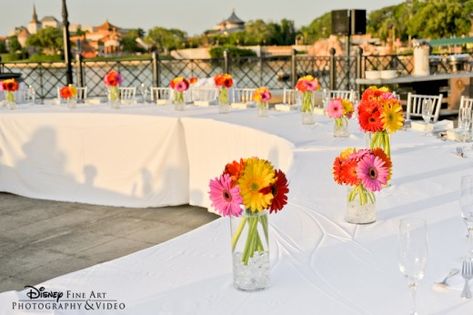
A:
0,193,218,293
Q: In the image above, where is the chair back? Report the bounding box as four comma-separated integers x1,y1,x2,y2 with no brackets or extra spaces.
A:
190,87,218,102
459,96,473,128
282,88,297,105
232,88,256,104
406,93,443,122
119,87,137,104
150,87,171,103
328,90,355,102
76,87,88,101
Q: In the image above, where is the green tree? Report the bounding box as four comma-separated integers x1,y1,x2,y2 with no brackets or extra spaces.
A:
298,12,331,44
7,36,22,53
0,40,6,54
121,28,145,53
26,27,63,54
243,20,273,45
146,27,187,53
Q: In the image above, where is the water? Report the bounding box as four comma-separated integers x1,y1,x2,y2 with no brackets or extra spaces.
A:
345,199,376,224
232,251,270,291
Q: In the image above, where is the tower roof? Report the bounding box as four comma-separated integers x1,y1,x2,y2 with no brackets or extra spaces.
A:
31,4,39,22
223,10,244,25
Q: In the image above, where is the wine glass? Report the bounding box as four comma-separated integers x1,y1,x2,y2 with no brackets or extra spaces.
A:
139,83,147,103
460,175,473,255
421,100,433,124
459,108,472,143
399,218,428,315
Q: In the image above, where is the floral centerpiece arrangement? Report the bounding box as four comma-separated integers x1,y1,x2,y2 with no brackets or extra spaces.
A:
358,86,404,156
170,76,190,110
333,147,392,224
59,85,78,106
209,157,289,291
189,76,198,85
326,98,354,137
214,73,233,113
253,87,271,117
104,70,122,106
295,75,320,124
1,79,20,108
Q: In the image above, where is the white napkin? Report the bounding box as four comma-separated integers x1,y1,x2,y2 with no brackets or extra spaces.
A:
274,104,293,112
85,98,103,105
231,102,253,109
446,128,472,142
313,107,325,116
410,120,453,133
194,100,216,107
155,99,168,105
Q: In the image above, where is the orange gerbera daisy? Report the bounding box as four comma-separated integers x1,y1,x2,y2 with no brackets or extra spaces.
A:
223,159,246,184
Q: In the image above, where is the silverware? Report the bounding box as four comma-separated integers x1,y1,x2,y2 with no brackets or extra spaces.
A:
435,268,459,287
457,147,465,158
461,259,473,299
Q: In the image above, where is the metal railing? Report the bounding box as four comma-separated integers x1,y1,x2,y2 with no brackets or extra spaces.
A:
1,49,471,100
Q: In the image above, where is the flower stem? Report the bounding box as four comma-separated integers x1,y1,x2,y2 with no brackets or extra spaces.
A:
231,217,247,251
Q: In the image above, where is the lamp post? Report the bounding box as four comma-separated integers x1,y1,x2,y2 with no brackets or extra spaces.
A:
62,0,73,84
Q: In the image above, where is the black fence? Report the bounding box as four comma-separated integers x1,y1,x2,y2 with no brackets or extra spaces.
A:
1,49,471,100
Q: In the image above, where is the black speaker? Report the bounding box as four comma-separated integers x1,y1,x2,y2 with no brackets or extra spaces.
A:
331,10,350,35
331,9,366,35
351,9,366,35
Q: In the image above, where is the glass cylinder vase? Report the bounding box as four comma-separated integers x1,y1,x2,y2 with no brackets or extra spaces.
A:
334,117,349,137
257,102,269,117
301,92,315,125
367,131,391,157
230,210,270,291
174,91,185,111
108,86,120,109
5,91,16,110
218,87,231,114
346,185,376,224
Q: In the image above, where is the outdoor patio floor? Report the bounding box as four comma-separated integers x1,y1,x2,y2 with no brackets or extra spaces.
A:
0,192,218,292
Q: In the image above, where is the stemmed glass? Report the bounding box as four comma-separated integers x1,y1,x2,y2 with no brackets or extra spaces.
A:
139,83,147,103
421,100,433,135
460,175,473,255
399,218,428,315
459,107,472,143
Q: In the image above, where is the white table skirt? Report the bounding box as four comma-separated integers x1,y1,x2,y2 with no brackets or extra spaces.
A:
1,103,472,314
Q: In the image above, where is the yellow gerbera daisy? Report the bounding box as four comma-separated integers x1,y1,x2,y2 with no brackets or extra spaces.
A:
238,158,275,213
340,147,356,159
381,100,404,133
341,99,354,116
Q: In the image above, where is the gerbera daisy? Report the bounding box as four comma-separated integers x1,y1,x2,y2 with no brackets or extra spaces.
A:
238,158,275,212
356,154,388,192
358,110,384,133
260,169,289,213
381,100,404,133
326,99,344,118
372,148,392,181
209,173,242,217
342,159,361,186
341,99,354,118
224,159,246,184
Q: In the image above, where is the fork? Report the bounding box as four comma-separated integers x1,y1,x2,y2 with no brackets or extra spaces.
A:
457,147,465,158
461,259,473,299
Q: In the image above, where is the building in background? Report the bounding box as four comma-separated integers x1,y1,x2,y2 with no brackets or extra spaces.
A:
209,10,245,35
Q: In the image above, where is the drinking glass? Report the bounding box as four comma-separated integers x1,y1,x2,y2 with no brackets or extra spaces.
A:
399,218,428,315
139,83,147,103
460,175,473,255
421,100,433,124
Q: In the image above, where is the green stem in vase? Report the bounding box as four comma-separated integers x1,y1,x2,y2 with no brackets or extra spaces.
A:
219,88,228,104
231,217,247,251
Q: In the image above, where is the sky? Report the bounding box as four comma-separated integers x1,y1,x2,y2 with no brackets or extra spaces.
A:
1,0,403,36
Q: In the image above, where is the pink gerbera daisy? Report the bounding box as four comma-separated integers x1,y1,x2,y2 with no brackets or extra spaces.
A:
175,80,189,92
209,174,242,217
326,99,344,119
356,154,388,192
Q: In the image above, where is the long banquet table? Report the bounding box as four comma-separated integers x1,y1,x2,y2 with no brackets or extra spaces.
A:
1,103,473,314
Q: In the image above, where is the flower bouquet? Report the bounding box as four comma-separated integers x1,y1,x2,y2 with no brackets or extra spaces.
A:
326,98,354,137
358,86,404,156
253,87,271,117
2,79,19,109
189,76,198,85
104,70,122,108
170,76,189,111
333,147,392,224
59,85,78,108
209,157,289,291
295,75,320,125
214,73,233,113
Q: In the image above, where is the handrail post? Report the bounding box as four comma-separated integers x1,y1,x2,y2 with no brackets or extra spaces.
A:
75,53,84,88
152,51,159,87
223,49,229,74
355,47,363,95
329,48,337,90
291,48,297,88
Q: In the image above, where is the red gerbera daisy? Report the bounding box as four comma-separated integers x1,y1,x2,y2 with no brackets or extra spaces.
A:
260,169,288,213
342,159,361,186
358,107,384,133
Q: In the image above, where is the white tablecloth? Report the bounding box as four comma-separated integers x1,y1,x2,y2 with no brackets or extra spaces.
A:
1,104,473,314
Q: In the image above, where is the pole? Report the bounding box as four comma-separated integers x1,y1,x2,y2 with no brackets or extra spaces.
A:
291,48,297,88
62,0,73,85
152,51,159,87
346,10,351,90
329,48,336,90
75,53,84,87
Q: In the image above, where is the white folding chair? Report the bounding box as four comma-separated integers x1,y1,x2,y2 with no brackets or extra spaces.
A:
150,87,171,105
406,93,443,122
458,96,473,129
17,86,36,104
118,87,137,104
283,88,297,105
231,88,256,109
190,87,218,106
76,87,88,102
327,90,356,102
